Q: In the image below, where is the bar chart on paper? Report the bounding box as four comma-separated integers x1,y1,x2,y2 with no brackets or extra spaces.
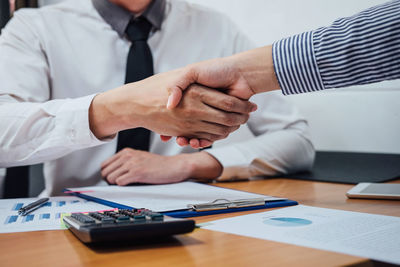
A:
0,196,110,233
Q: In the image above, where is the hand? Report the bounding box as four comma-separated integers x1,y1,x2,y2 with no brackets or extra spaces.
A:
160,83,256,142
101,148,222,185
166,45,279,109
89,70,256,141
163,45,280,147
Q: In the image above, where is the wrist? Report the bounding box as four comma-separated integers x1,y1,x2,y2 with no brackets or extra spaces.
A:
89,93,115,139
183,152,223,180
89,85,141,139
234,45,280,94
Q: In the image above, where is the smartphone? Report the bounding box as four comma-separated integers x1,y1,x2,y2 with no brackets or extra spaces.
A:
346,183,400,200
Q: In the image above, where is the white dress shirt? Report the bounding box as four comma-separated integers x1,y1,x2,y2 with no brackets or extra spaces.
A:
0,0,314,196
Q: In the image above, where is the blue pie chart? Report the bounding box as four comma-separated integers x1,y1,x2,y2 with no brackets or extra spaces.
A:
263,217,312,227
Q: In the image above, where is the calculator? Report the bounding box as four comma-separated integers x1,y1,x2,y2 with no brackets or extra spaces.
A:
63,209,195,243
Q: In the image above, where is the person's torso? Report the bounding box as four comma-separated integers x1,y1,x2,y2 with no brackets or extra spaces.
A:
31,0,240,195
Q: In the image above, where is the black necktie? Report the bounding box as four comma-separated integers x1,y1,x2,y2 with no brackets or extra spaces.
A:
116,17,153,152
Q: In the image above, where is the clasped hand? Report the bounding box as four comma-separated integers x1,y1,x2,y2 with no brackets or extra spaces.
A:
89,68,257,144
90,47,276,145
163,46,278,147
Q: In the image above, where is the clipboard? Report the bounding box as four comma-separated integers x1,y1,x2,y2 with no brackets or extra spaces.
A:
63,182,298,218
165,199,298,218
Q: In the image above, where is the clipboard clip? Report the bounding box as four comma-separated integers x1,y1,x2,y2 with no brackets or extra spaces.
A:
187,198,266,211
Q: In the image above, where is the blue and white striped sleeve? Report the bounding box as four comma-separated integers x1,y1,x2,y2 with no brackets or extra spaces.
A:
272,0,400,95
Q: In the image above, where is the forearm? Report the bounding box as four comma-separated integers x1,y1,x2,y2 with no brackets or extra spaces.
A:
0,95,106,167
248,129,315,175
89,88,139,139
206,128,315,180
273,0,400,95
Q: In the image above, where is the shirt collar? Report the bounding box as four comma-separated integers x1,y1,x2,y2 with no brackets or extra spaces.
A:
92,0,166,37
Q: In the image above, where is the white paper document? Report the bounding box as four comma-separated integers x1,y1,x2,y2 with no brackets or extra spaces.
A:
201,205,400,265
0,196,110,233
67,182,285,212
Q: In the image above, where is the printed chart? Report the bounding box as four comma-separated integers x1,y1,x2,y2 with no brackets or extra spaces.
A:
0,196,110,233
263,217,312,227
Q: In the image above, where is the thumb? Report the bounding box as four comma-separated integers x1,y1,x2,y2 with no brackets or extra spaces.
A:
167,86,183,109
166,66,197,109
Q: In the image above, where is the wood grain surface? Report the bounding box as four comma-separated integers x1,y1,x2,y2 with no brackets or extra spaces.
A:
1,178,399,267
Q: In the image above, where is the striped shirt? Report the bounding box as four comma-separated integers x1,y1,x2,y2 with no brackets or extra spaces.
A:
272,0,400,95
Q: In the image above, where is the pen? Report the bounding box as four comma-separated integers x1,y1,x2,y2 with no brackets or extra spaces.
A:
18,198,49,216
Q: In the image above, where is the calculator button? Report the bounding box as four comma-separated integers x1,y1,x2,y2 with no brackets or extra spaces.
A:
101,217,115,223
150,213,164,221
119,210,135,217
71,213,95,224
133,215,146,221
116,215,130,222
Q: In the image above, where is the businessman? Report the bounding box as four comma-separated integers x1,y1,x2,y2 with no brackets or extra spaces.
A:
167,0,400,147
93,0,314,186
0,0,314,194
0,0,256,167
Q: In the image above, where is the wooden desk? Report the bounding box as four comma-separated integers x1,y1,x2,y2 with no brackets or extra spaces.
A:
1,179,399,267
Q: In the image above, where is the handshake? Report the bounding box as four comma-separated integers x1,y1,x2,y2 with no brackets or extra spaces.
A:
89,46,279,147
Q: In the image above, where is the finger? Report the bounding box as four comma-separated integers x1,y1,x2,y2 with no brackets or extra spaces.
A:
189,121,239,138
115,172,139,186
160,135,172,142
167,87,183,109
199,139,213,148
216,113,249,127
177,137,212,148
167,66,198,109
189,138,213,149
106,166,129,185
101,157,124,178
197,86,258,114
202,110,249,127
176,137,190,146
188,132,227,142
175,122,239,143
101,153,120,169
189,139,200,149
189,100,250,127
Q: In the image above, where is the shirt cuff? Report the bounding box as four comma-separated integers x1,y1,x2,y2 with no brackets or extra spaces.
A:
272,31,325,95
206,145,251,168
205,146,253,181
46,94,109,148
